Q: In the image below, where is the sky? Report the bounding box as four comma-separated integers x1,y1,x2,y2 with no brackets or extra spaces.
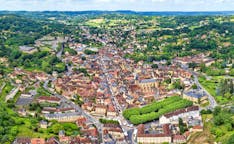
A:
0,0,234,11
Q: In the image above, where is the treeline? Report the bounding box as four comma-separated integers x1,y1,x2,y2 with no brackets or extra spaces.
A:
0,15,68,46
217,79,234,100
7,47,66,74
0,103,19,143
123,96,193,125
211,107,234,143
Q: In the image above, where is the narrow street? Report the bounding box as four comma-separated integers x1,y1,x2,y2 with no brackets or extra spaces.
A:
43,79,103,143
98,51,136,143
182,66,218,109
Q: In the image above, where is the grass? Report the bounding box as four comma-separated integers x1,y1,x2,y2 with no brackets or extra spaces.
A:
0,82,14,101
189,110,234,144
36,87,51,97
198,76,231,104
85,18,105,27
188,114,215,143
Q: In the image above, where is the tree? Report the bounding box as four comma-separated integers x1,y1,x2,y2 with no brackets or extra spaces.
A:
227,134,234,144
24,59,31,68
151,64,158,69
192,84,198,89
213,106,221,116
189,62,197,70
73,95,84,106
179,117,186,134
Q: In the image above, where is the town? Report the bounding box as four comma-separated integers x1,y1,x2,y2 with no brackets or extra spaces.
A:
0,10,234,144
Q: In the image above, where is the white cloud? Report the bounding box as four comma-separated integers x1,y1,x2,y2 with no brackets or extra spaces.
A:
0,0,233,11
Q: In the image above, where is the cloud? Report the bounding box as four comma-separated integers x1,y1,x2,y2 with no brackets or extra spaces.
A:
152,0,167,2
0,0,233,11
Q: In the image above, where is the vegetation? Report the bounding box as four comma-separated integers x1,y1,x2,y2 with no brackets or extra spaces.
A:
123,96,193,124
210,107,234,143
84,49,97,55
99,118,119,125
178,117,187,134
199,76,234,104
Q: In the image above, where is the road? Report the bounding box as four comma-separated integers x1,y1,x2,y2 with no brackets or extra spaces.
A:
43,79,103,143
193,74,217,109
181,65,218,109
56,42,65,58
98,53,136,143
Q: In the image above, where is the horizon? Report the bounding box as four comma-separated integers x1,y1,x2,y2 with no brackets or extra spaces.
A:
1,10,234,12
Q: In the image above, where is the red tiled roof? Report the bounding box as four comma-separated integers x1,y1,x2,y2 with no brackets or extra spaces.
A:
137,124,171,137
193,125,203,129
173,135,186,141
31,138,45,144
38,96,61,102
164,106,199,118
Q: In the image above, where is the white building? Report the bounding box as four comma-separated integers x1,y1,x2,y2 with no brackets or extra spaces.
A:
159,106,200,125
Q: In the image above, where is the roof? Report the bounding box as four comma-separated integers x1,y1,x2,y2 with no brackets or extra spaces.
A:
184,91,206,98
38,96,61,102
139,78,157,84
137,124,171,137
173,135,186,141
163,106,199,118
31,138,45,144
14,137,31,143
193,125,203,129
44,112,80,119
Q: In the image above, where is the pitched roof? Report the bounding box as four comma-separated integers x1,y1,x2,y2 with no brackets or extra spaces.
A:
163,106,199,118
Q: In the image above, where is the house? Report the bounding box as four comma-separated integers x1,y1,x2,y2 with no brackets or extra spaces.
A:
137,124,172,144
42,107,75,114
18,108,27,116
204,59,215,67
159,106,200,125
103,124,126,142
31,138,45,144
136,78,159,92
46,137,60,144
81,126,99,138
190,125,203,132
13,138,31,144
19,46,37,53
44,112,81,122
40,120,48,129
107,105,117,117
173,135,186,143
37,96,61,104
183,90,208,104
93,105,107,116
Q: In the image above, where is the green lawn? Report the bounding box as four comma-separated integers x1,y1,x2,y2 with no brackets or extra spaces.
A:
36,87,51,97
198,76,231,104
0,82,14,101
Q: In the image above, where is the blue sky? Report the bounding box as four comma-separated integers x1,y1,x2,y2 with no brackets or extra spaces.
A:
0,0,233,11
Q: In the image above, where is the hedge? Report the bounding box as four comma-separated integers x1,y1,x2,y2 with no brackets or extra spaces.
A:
123,96,193,125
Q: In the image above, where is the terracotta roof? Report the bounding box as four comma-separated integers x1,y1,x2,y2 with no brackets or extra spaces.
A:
38,96,60,102
164,106,199,118
31,138,45,144
137,124,171,137
173,135,186,141
193,125,203,129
